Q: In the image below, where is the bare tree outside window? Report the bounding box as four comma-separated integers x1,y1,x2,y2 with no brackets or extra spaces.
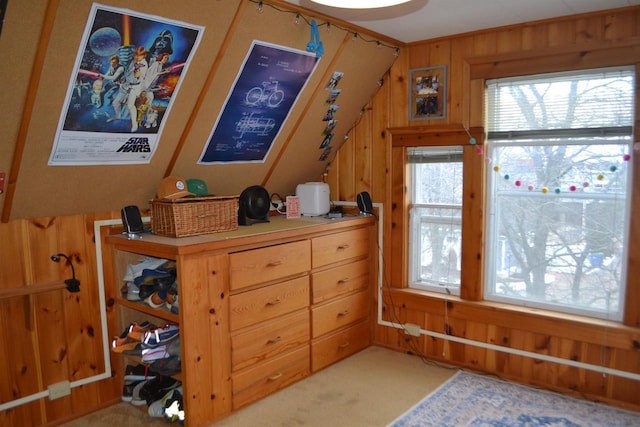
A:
485,67,633,320
409,147,463,294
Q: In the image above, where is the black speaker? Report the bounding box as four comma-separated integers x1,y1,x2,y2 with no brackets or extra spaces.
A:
357,191,373,215
238,185,270,225
121,205,144,234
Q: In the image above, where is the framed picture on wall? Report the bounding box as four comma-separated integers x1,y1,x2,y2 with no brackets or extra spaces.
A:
409,65,447,120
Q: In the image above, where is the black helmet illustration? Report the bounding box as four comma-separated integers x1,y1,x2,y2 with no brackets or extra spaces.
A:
150,29,174,56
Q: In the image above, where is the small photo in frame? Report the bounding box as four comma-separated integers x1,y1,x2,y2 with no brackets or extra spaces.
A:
410,65,447,121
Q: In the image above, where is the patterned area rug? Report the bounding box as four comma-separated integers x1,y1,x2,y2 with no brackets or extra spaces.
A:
388,371,640,427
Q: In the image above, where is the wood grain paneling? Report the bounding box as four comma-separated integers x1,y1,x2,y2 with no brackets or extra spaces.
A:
328,6,640,411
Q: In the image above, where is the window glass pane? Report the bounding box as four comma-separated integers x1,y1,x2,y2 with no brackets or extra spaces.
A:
485,67,633,320
409,147,462,293
487,141,629,317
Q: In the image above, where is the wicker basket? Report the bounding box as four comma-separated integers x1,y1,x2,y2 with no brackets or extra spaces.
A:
151,195,239,237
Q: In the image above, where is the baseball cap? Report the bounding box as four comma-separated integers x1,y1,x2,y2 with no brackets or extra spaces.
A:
157,176,194,200
186,178,209,197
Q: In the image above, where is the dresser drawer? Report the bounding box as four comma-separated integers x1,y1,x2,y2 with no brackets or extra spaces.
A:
311,289,369,338
312,228,369,268
311,320,369,372
312,258,369,304
232,346,310,409
230,276,309,331
229,240,311,291
231,309,309,371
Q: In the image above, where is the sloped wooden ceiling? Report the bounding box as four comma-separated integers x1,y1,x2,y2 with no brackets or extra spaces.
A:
0,0,401,220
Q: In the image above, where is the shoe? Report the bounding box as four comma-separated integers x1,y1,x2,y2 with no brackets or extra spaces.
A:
138,376,181,406
142,324,179,349
122,379,145,402
142,346,170,363
149,354,181,376
153,275,176,292
166,294,179,314
163,387,184,423
123,257,168,282
166,337,180,357
124,363,157,381
146,289,167,309
171,301,179,315
112,322,142,353
138,283,156,300
165,282,178,311
122,343,142,357
127,321,154,341
125,282,140,301
130,379,151,406
148,385,182,418
134,268,176,287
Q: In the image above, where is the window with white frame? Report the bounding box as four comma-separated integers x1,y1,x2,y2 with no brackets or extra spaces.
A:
485,67,634,320
409,146,463,294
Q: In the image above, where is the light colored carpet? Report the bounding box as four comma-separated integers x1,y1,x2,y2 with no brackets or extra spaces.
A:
388,370,640,426
62,346,455,426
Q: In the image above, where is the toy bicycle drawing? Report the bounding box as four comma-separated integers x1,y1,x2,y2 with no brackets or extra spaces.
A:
245,80,284,108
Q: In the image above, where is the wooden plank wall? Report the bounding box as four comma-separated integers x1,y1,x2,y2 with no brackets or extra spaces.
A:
0,212,122,425
327,6,640,411
1,7,640,426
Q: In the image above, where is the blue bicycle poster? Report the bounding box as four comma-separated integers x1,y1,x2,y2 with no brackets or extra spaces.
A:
198,40,320,163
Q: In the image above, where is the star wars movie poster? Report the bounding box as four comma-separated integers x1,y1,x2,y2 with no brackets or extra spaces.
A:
49,4,203,165
198,40,320,163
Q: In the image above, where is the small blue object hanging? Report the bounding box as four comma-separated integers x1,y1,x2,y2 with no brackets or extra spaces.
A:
307,20,324,58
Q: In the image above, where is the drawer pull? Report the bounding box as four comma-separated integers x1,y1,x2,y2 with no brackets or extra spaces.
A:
337,244,350,250
268,372,283,381
266,298,282,306
338,341,350,349
337,309,350,317
266,260,283,267
267,336,282,344
337,277,350,284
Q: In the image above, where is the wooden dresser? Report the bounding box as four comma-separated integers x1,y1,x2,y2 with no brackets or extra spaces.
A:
103,215,374,425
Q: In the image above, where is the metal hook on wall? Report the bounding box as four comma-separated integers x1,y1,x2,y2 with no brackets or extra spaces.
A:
50,253,80,292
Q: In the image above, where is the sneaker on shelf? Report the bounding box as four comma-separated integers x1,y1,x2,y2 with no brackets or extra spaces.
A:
165,337,180,357
134,268,176,288
122,343,143,357
142,324,180,349
124,363,157,381
163,387,185,423
145,289,168,309
169,294,179,314
148,385,183,418
142,346,170,363
138,376,181,407
125,282,141,301
130,379,151,406
138,283,156,301
149,354,181,376
127,320,154,341
159,260,177,272
112,333,139,353
165,282,178,310
122,379,145,402
153,275,176,292
123,257,168,282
